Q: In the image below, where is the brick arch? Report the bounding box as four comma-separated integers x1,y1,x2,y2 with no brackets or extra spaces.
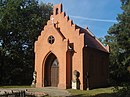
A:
43,52,59,87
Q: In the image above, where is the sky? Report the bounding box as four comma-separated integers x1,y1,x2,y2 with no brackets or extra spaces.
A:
40,0,122,38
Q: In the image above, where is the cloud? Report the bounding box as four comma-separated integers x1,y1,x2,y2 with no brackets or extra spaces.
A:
69,15,117,23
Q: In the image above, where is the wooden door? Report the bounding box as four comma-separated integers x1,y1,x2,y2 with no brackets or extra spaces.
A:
51,59,59,87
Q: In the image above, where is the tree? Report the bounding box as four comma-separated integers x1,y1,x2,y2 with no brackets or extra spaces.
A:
106,0,130,84
99,1,130,96
0,0,53,85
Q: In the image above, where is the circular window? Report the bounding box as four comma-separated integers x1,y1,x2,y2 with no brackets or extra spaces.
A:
48,35,55,44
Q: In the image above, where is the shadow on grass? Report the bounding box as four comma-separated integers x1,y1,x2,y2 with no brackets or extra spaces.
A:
92,93,116,97
68,93,116,97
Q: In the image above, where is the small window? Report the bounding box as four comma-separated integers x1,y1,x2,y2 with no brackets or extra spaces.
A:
48,35,55,44
56,8,58,15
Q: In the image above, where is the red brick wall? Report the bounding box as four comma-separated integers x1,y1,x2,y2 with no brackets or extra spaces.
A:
34,4,85,89
83,47,109,89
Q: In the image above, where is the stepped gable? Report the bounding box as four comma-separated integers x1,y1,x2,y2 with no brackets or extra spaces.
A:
36,3,109,53
49,3,82,35
51,3,109,53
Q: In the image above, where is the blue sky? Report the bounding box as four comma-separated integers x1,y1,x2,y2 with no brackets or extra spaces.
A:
40,0,122,38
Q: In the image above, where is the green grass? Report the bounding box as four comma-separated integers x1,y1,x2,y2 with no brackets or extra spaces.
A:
68,87,116,97
0,85,32,88
0,86,117,97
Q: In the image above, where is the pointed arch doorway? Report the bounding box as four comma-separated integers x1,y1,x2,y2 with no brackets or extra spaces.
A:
44,53,59,87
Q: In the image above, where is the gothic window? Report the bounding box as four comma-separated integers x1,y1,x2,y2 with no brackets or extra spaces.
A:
48,35,55,44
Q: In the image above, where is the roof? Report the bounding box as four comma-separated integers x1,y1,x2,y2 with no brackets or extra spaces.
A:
76,25,109,53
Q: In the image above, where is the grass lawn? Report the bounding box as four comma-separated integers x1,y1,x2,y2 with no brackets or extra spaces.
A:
0,86,117,97
0,85,32,88
68,87,116,97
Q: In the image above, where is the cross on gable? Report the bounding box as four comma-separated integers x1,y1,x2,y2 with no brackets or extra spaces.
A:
55,21,59,28
51,17,54,24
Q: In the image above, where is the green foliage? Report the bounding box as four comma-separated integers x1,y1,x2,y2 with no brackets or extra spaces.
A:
113,83,130,97
104,0,130,85
0,0,53,85
99,0,130,96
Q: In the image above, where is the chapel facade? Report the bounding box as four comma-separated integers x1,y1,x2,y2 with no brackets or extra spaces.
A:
34,4,109,90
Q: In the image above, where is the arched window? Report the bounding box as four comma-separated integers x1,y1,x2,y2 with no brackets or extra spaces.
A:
48,35,55,44
56,8,58,15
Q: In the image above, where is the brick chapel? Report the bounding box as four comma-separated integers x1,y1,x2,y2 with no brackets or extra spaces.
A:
34,4,109,90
